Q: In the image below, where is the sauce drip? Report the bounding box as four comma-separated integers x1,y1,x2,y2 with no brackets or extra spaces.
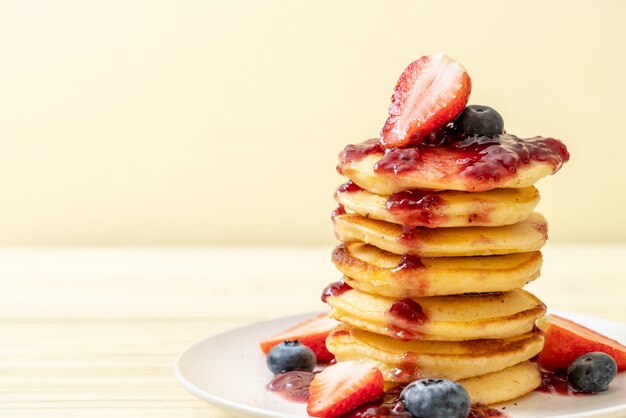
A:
266,371,315,403
386,299,427,340
321,279,353,303
338,138,383,173
388,299,427,324
392,254,425,273
337,181,363,194
386,190,444,227
332,205,347,219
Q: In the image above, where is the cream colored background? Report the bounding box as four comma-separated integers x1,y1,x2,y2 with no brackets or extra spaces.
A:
0,0,624,245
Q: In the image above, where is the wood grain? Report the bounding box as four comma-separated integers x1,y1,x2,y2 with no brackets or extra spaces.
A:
0,246,624,417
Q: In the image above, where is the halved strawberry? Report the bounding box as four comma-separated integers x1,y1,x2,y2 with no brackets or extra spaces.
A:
380,53,471,148
307,361,384,418
538,314,626,371
260,313,339,363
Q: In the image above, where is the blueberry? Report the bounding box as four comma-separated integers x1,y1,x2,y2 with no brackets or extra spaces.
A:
266,341,316,374
454,105,504,136
567,352,617,392
400,378,470,418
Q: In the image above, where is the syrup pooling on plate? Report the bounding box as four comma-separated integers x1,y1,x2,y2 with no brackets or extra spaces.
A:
536,370,594,397
266,371,316,403
386,189,445,226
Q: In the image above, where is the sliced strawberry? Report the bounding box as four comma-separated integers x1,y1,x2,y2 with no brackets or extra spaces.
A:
380,53,471,148
307,361,384,418
260,313,339,363
538,314,626,371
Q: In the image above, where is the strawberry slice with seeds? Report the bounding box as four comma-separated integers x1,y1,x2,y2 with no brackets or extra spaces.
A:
538,314,626,371
307,361,384,418
380,53,471,148
260,313,339,363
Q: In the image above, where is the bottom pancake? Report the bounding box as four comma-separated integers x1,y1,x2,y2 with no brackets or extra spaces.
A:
460,361,541,405
326,325,544,382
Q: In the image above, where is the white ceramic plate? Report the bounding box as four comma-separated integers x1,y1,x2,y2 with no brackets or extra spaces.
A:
175,311,626,418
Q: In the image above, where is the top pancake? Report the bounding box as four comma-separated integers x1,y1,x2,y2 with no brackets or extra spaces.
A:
337,135,569,194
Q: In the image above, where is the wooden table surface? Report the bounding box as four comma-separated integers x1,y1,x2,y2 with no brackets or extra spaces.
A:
1,245,625,417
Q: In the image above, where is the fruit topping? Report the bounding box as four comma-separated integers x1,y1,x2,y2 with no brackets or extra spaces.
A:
567,352,618,392
266,341,316,374
537,314,626,371
454,105,504,136
260,313,339,363
400,378,471,418
380,53,471,148
307,360,384,418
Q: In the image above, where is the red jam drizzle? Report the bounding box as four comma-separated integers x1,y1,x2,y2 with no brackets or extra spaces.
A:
266,371,315,403
387,299,427,340
374,148,421,175
397,226,419,247
341,386,410,417
389,299,427,324
451,133,569,182
332,205,347,219
386,190,444,227
391,254,428,294
321,279,353,303
536,370,593,396
338,131,569,184
338,138,383,173
391,352,421,382
337,180,363,194
392,254,425,273
468,404,509,417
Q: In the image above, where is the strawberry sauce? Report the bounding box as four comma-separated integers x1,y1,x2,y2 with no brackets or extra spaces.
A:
386,298,427,340
338,138,383,174
392,254,425,272
332,205,347,219
266,371,315,403
337,180,364,194
338,130,569,184
374,148,422,175
321,279,353,303
386,189,445,226
536,370,593,396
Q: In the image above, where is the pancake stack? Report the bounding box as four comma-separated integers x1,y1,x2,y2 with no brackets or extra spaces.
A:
322,60,569,404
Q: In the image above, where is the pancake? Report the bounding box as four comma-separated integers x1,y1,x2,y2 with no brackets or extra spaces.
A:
337,135,569,194
335,183,539,228
325,286,546,341
461,361,541,405
326,324,543,384
333,212,548,257
333,243,542,297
